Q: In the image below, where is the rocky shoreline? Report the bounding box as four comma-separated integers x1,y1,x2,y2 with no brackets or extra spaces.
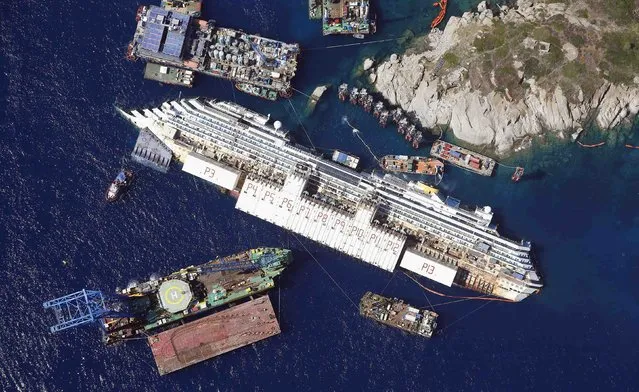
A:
366,0,639,155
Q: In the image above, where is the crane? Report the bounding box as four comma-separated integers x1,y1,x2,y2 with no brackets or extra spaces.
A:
43,290,113,333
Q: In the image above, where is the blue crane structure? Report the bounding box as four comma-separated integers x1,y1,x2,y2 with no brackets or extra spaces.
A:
43,290,114,333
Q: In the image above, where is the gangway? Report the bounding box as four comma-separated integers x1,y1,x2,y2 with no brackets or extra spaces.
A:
43,290,111,333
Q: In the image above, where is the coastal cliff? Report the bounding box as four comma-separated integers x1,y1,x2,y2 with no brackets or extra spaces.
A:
369,0,639,154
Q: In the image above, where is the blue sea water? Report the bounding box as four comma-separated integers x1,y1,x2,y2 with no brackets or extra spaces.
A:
1,0,638,391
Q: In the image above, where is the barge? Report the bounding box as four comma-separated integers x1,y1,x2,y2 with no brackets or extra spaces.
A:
430,140,496,176
321,0,375,36
143,63,194,87
128,6,299,99
43,248,291,373
101,248,290,345
381,155,444,176
359,292,438,338
149,295,280,375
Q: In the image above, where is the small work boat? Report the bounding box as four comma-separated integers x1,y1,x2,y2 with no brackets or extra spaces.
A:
106,169,134,202
512,167,524,182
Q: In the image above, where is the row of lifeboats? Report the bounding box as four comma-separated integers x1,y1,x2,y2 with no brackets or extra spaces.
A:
430,0,448,28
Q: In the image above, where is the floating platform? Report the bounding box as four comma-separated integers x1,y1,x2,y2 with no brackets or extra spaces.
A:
143,63,194,87
381,155,443,175
322,0,374,36
430,140,495,176
149,296,281,375
359,292,438,338
129,7,299,100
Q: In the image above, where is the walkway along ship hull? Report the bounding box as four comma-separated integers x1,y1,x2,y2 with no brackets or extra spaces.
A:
118,98,543,301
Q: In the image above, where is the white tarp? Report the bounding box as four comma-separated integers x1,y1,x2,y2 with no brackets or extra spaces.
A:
235,177,406,271
182,153,240,190
400,249,458,287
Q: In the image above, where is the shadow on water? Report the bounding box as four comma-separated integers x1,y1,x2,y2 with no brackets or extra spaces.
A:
521,169,548,182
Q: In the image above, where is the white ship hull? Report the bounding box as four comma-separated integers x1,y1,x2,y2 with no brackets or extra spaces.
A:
119,98,543,301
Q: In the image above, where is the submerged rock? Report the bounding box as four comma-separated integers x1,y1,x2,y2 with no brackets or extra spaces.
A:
363,58,374,71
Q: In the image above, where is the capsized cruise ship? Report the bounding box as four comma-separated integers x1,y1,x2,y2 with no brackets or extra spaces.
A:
118,98,543,301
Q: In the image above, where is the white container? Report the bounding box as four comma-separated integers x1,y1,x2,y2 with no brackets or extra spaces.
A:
399,249,458,287
182,152,240,190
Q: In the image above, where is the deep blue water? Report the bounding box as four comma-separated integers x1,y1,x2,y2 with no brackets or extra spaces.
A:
2,0,638,391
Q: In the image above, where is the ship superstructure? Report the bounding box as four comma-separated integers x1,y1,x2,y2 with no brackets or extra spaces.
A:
119,98,543,301
128,5,299,99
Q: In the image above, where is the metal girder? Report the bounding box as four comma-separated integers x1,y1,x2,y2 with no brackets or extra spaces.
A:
43,290,109,333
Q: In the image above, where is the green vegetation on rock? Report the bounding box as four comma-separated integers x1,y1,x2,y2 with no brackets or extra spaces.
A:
602,29,639,84
443,52,460,67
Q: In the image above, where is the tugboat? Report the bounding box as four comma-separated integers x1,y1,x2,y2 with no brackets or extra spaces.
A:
405,124,416,141
512,167,524,182
349,87,359,105
338,83,349,101
363,95,374,113
379,110,389,127
392,108,403,124
373,102,384,118
358,89,368,106
398,117,409,134
412,131,423,148
106,169,134,202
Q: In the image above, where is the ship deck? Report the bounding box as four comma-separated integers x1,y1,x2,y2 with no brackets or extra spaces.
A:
360,292,437,337
322,0,372,35
143,63,194,87
148,296,280,375
430,140,495,176
131,7,299,98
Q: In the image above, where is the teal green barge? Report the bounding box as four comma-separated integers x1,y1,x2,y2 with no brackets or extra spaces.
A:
102,248,291,344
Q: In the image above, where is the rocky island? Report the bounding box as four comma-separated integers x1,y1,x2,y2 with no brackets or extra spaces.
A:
368,0,639,155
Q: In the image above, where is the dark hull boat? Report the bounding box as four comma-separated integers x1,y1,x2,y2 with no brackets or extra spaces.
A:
106,170,134,202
